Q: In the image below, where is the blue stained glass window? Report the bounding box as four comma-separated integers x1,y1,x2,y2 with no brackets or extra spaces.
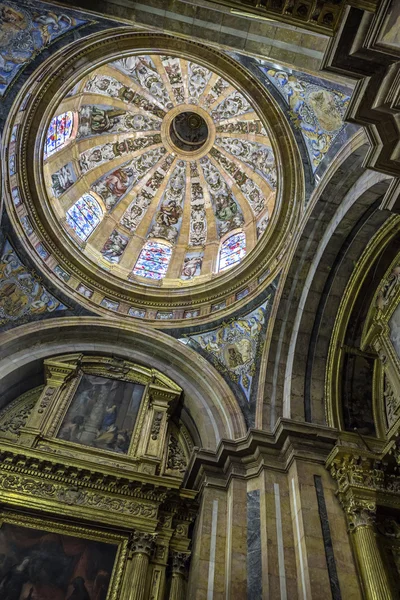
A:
218,232,246,271
133,241,172,280
66,193,103,241
44,111,74,158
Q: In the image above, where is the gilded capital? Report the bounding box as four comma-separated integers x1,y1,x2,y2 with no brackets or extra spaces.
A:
346,503,376,531
130,531,156,557
170,550,190,576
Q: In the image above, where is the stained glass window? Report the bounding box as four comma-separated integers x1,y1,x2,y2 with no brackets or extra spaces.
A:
44,111,74,158
66,193,103,241
218,232,246,271
133,241,172,280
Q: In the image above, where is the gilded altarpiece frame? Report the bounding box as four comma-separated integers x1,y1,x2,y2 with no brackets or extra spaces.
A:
16,354,182,474
0,354,196,600
0,511,128,600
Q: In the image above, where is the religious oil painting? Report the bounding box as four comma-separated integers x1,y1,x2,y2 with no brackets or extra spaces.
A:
58,374,144,454
0,521,117,600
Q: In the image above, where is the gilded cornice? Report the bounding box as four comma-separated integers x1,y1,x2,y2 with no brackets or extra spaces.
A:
0,442,196,528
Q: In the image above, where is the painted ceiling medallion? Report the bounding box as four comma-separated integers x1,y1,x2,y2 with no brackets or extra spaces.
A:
43,54,277,287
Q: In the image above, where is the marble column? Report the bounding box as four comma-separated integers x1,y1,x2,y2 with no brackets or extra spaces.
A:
126,531,156,600
348,508,393,600
169,551,190,600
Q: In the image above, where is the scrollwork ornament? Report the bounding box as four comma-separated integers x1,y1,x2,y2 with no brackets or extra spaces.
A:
170,550,190,576
130,531,156,556
0,400,35,435
37,387,55,414
329,454,384,492
166,435,187,473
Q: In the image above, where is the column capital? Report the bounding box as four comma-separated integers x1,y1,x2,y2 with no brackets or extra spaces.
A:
130,531,157,557
346,502,377,531
170,551,190,576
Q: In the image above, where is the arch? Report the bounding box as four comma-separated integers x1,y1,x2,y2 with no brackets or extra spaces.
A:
261,131,394,430
218,231,246,272
0,318,247,450
44,111,75,158
65,193,103,241
133,240,172,280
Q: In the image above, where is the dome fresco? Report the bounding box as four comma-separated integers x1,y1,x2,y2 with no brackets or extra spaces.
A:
43,54,277,286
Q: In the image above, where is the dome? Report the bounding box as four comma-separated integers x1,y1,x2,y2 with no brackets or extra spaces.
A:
7,34,300,322
43,54,276,286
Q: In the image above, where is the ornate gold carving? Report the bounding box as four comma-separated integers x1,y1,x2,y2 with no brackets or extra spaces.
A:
151,412,163,440
376,264,400,310
0,396,37,437
346,504,377,530
384,376,400,430
37,386,55,414
166,435,187,474
329,453,385,493
130,531,157,556
0,472,158,518
170,550,190,575
150,568,162,600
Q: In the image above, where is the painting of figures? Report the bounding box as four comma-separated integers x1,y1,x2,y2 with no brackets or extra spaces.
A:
0,522,117,600
58,374,144,454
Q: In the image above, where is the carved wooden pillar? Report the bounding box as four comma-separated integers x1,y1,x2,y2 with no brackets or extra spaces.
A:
126,532,156,600
169,551,190,600
347,506,393,600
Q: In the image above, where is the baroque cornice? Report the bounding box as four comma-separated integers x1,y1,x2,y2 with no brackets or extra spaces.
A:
184,420,340,490
0,444,188,500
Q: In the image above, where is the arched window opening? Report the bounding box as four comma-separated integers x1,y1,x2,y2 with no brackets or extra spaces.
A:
218,231,246,272
44,111,74,158
66,193,103,241
133,241,172,280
